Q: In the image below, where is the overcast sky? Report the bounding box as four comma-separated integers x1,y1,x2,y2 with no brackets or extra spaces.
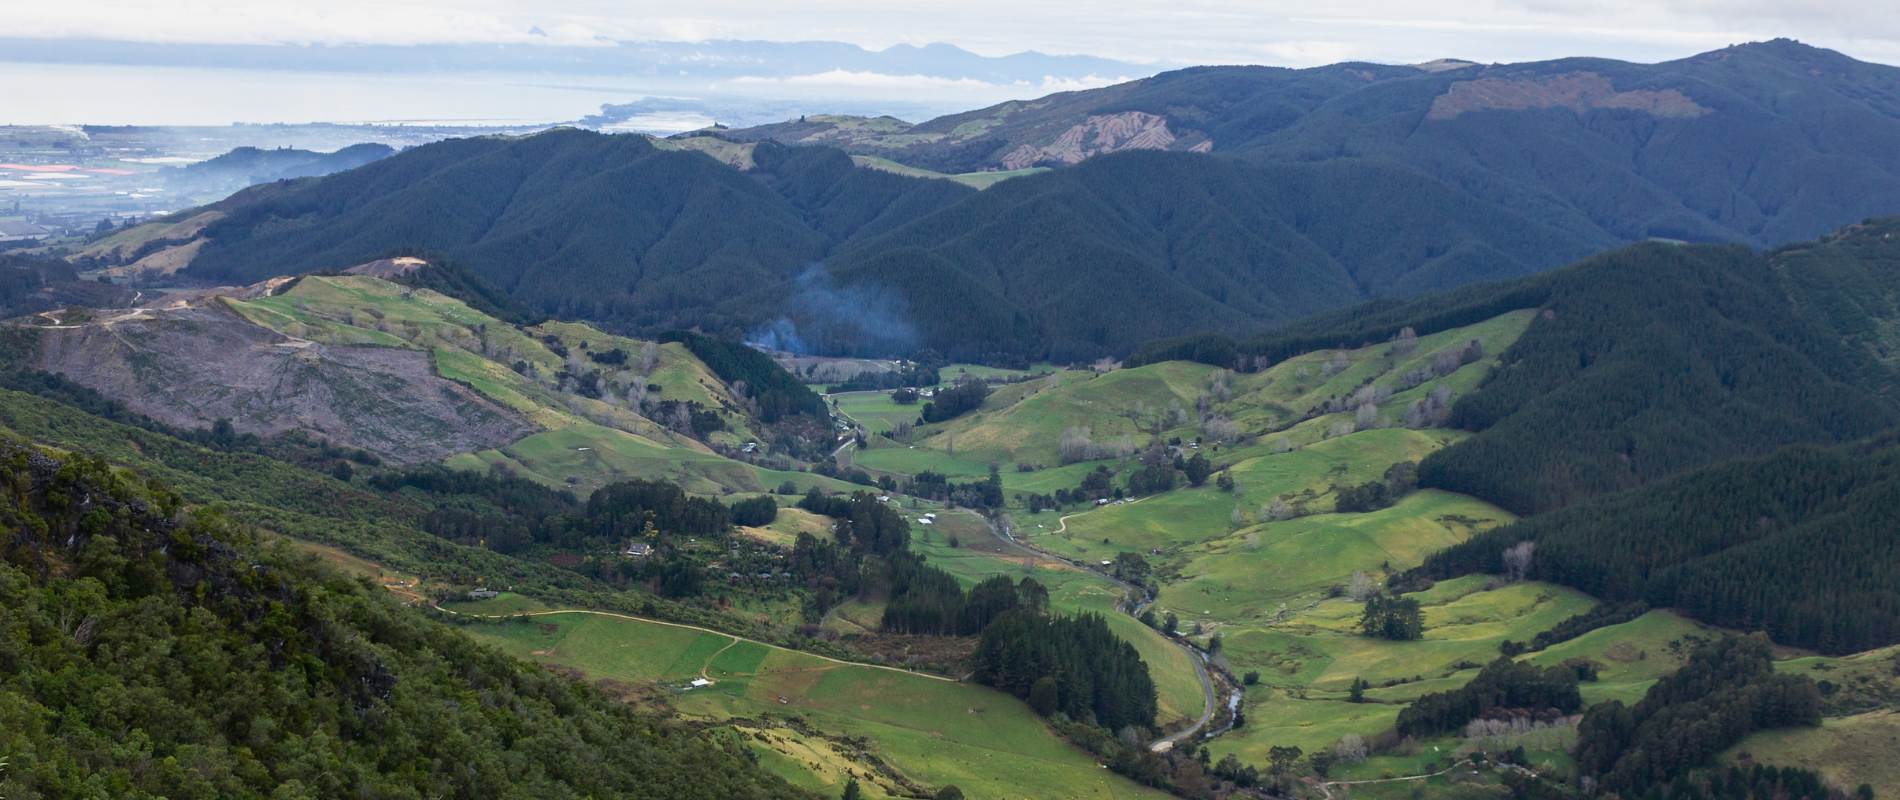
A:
12,0,1900,67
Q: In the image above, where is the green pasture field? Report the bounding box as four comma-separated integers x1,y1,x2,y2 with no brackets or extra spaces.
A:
464,611,1170,799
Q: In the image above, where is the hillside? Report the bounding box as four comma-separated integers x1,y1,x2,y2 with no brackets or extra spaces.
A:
1140,216,1900,517
166,131,975,350
83,129,1604,361
0,440,809,799
731,40,1900,249
65,41,1900,364
163,142,395,201
1413,435,1900,654
8,265,846,495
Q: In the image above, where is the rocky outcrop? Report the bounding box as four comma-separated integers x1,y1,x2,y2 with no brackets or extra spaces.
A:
1427,71,1710,120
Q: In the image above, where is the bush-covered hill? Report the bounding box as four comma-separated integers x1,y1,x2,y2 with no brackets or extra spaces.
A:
1139,216,1900,517
173,131,973,345
735,39,1900,249
116,130,1601,361
0,442,809,799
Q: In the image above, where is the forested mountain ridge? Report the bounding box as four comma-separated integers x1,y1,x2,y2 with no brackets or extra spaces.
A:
81,129,1605,361
72,41,1900,362
730,39,1900,248
0,441,811,798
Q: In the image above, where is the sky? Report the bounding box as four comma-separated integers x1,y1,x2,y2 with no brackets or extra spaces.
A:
7,1,1899,126
10,0,1900,67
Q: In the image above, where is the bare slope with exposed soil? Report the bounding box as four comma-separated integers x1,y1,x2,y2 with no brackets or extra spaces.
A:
23,300,534,463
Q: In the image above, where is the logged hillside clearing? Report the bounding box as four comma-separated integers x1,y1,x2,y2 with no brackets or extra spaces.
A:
14,268,853,495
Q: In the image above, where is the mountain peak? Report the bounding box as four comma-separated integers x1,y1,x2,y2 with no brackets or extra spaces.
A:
1698,37,1858,65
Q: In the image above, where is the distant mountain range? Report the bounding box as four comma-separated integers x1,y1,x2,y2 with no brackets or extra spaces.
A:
0,37,1146,83
73,39,1900,361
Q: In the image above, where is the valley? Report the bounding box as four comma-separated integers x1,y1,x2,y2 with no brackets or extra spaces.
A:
4,32,1900,800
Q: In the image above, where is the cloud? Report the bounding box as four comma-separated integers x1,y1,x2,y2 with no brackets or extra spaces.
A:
725,70,1127,96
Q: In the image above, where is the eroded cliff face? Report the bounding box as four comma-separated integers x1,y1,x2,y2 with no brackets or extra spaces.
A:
1001,111,1205,169
1427,71,1711,120
24,300,534,464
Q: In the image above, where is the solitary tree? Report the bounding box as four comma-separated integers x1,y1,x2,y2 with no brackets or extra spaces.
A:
1502,541,1536,582
1335,733,1368,762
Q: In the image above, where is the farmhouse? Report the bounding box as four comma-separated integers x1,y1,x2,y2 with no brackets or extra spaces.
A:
467,588,499,600
622,541,654,558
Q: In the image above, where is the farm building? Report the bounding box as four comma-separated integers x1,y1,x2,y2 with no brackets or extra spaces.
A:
622,541,654,558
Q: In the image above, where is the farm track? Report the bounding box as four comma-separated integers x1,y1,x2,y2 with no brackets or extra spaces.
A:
432,605,962,683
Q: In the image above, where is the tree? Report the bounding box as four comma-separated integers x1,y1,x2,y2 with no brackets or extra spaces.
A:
1359,594,1423,640
1058,426,1097,464
935,787,965,800
1243,671,1260,685
1164,612,1179,634
1215,471,1235,492
1111,552,1151,585
1347,570,1374,601
1348,677,1369,703
1268,745,1304,776
1202,415,1241,444
1028,676,1060,716
1184,453,1213,487
842,777,862,800
1502,540,1535,582
1335,733,1368,762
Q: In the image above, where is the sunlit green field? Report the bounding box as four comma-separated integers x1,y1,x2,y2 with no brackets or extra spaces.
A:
464,612,1169,799
830,391,924,435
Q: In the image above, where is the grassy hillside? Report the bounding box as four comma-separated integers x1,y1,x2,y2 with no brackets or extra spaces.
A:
464,611,1170,799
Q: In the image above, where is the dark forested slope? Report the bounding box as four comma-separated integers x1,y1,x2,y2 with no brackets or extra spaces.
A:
152,131,1603,361
0,442,808,799
1413,436,1900,653
178,131,973,344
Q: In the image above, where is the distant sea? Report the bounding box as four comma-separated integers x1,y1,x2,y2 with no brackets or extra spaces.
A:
0,61,1041,132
